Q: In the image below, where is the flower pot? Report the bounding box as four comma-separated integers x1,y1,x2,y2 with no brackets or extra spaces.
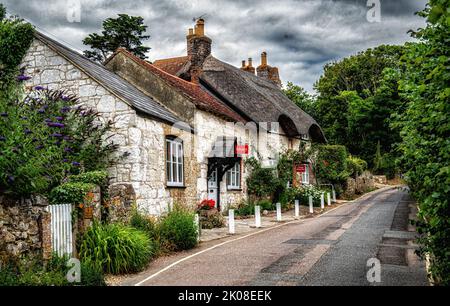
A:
83,206,94,219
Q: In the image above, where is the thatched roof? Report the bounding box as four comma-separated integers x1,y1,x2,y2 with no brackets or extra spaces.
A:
200,56,326,142
154,54,325,142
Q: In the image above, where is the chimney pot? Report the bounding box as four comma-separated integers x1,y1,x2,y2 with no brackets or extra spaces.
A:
188,28,194,36
195,18,205,36
261,52,267,66
248,57,253,67
241,60,246,68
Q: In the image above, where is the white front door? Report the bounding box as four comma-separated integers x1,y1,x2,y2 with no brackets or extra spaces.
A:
207,169,218,207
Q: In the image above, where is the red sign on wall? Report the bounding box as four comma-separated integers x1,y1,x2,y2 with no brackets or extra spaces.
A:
295,164,306,173
235,144,249,155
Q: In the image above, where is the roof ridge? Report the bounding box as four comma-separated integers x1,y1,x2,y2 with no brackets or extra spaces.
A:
33,30,187,128
114,49,246,123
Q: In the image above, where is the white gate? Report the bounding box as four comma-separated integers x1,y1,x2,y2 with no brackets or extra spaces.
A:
48,204,73,257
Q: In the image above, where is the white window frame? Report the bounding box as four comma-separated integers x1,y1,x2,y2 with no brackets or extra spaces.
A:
301,164,310,185
166,138,184,187
226,162,241,190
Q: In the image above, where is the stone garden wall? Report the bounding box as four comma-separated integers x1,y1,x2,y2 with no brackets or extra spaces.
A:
0,195,51,261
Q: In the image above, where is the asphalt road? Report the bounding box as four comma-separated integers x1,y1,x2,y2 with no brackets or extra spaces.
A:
125,187,428,286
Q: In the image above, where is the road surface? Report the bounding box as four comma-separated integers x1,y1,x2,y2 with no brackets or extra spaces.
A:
123,187,428,286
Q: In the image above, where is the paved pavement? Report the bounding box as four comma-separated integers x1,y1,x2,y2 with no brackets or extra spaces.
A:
121,187,428,286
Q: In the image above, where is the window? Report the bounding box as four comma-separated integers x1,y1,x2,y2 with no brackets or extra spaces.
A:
226,162,241,190
301,164,310,185
166,138,184,186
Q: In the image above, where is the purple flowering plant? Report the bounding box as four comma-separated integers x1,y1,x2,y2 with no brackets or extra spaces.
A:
0,85,119,197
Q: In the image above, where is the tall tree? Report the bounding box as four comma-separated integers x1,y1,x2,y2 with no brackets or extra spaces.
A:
313,45,405,168
83,14,150,63
283,82,317,118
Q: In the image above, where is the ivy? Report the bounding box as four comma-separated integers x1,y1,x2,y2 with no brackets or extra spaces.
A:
49,182,95,205
0,5,35,91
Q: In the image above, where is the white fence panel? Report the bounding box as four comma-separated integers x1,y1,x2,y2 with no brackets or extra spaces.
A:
48,204,73,257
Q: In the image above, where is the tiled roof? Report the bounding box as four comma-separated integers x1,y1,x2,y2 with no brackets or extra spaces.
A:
34,31,186,128
153,56,190,76
114,49,246,123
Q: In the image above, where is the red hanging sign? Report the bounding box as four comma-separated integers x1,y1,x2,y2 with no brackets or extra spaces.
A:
235,144,249,155
295,164,306,173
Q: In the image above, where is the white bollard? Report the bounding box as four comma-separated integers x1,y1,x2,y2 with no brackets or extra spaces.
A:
276,203,282,222
320,193,325,209
332,190,336,203
228,209,235,234
194,214,200,241
294,200,300,218
327,192,331,206
309,195,314,214
255,205,261,228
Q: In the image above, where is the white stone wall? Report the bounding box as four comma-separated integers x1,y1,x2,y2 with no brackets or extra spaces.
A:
21,38,312,215
193,110,298,211
22,38,172,215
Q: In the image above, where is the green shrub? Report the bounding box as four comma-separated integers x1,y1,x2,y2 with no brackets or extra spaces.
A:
394,0,450,285
0,254,105,286
130,209,160,240
49,182,95,204
257,199,275,211
245,157,280,200
316,145,349,185
159,206,198,252
79,223,154,275
234,202,255,217
346,155,368,178
69,170,108,186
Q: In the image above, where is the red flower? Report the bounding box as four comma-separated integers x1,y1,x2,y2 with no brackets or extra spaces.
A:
198,199,216,210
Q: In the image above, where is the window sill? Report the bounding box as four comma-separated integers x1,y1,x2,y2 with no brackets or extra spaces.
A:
226,188,243,192
166,184,187,189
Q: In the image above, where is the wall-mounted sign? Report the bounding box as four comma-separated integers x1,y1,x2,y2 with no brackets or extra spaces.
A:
295,164,306,173
235,144,249,155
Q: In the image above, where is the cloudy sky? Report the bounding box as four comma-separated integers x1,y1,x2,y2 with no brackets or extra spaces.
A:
2,0,428,92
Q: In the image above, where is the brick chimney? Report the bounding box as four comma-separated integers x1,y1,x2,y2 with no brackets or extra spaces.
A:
256,52,282,88
240,57,256,75
187,18,212,81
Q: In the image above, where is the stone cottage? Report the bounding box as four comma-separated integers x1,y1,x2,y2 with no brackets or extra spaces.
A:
21,19,325,215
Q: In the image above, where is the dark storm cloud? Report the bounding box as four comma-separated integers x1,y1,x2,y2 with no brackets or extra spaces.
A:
1,0,427,92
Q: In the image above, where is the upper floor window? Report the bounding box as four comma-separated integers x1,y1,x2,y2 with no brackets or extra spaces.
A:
166,137,184,187
226,162,241,190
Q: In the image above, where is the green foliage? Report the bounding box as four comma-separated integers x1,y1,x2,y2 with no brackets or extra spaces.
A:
159,205,198,252
290,185,324,207
245,157,280,200
49,182,95,205
69,170,108,186
315,145,349,185
0,88,120,198
394,0,450,285
257,199,275,211
0,254,105,286
129,208,160,242
0,6,34,90
83,14,150,62
314,44,405,170
346,155,368,178
283,82,317,117
234,200,255,216
78,222,154,275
